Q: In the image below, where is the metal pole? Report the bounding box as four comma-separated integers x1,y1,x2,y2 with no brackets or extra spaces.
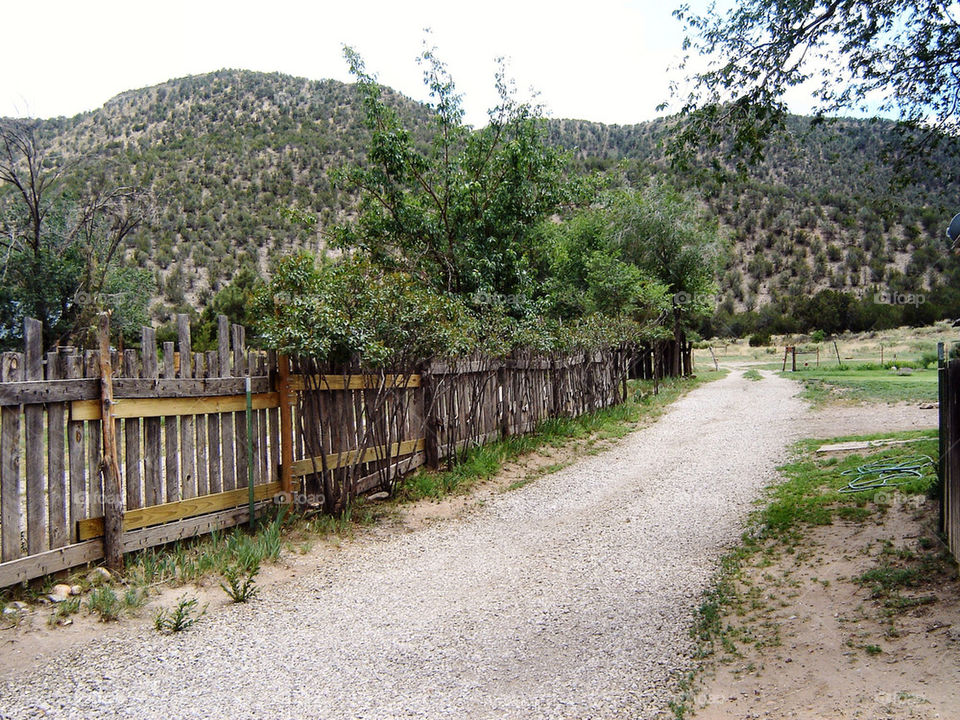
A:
246,375,255,530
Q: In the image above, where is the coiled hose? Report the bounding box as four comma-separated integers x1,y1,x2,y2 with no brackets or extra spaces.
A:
838,455,935,494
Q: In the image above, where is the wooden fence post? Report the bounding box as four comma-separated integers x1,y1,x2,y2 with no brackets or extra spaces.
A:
422,364,439,469
98,314,124,570
277,354,294,500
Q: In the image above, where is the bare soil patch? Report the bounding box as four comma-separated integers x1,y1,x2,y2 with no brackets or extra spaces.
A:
693,501,960,720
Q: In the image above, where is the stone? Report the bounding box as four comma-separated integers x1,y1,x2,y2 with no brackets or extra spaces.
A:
70,585,82,596
87,567,112,585
52,584,72,598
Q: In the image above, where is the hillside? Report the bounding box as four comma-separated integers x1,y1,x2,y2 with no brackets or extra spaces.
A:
6,69,960,322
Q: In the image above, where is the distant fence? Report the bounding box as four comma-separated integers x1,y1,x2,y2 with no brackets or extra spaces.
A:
940,347,960,562
0,315,688,588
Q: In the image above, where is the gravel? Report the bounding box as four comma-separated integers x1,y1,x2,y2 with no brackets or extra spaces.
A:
0,369,807,720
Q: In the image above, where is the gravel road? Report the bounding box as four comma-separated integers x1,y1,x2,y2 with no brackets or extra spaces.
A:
0,369,807,720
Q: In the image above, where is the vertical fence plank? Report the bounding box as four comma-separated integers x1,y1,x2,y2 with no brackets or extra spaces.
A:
194,351,209,497
178,315,196,500
65,351,85,542
219,316,236,492
84,351,103,517
247,351,262,488
277,354,293,497
1,352,24,561
24,318,46,555
256,355,269,487
98,314,124,570
233,324,248,494
206,350,222,494
162,342,179,502
142,327,162,508
47,351,67,549
123,350,142,510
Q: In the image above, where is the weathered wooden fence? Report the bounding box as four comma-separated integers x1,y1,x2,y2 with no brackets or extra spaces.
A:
939,347,960,562
0,315,279,587
0,315,663,588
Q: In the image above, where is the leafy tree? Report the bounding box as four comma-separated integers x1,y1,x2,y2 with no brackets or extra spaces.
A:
0,119,148,348
668,0,960,172
251,252,479,365
333,44,568,305
606,182,723,363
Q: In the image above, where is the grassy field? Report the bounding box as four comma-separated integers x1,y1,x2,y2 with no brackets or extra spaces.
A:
695,321,957,404
696,321,960,368
789,365,938,404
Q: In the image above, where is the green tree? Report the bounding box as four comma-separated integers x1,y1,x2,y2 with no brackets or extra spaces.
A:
0,119,148,348
668,0,960,172
606,183,723,367
334,44,569,305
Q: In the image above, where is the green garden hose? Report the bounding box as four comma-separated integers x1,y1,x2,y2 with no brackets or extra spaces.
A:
838,455,935,494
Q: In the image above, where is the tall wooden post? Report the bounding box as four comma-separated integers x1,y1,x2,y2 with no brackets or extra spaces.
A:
277,354,294,501
98,313,124,570
422,364,439,470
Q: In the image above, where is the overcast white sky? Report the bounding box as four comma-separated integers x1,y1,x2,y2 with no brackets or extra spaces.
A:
1,0,768,127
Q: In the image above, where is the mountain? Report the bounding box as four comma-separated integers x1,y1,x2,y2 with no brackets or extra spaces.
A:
8,69,960,321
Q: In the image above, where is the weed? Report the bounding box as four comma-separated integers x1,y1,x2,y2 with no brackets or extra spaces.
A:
221,563,260,603
86,587,121,622
154,595,205,633
122,587,146,612
48,596,82,626
865,644,882,655
743,369,763,381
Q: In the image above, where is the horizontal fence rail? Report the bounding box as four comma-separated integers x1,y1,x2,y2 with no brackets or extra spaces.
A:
0,316,692,588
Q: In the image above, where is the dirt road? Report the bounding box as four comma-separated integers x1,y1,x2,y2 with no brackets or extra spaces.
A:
2,370,811,719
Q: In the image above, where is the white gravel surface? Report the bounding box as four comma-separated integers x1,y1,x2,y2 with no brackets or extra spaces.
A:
0,369,807,720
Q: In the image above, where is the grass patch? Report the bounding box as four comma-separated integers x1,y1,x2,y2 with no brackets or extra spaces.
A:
743,369,763,381
86,587,121,622
785,364,938,405
154,595,204,634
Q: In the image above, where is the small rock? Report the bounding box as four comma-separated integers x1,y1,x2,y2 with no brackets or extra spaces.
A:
87,567,111,585
52,584,72,598
6,601,28,613
69,585,82,596
47,593,69,604
367,491,389,501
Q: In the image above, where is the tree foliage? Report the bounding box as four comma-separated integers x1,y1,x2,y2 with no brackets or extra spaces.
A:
334,44,568,303
0,119,149,347
668,0,960,171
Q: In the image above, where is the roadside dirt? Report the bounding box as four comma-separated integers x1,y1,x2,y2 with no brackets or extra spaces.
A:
693,501,960,720
0,407,643,676
691,395,958,720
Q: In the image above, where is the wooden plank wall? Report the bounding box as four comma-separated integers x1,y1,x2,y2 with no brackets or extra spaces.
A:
1,316,633,587
0,315,276,587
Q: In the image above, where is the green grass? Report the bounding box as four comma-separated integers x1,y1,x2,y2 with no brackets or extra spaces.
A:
743,369,763,381
785,364,938,404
